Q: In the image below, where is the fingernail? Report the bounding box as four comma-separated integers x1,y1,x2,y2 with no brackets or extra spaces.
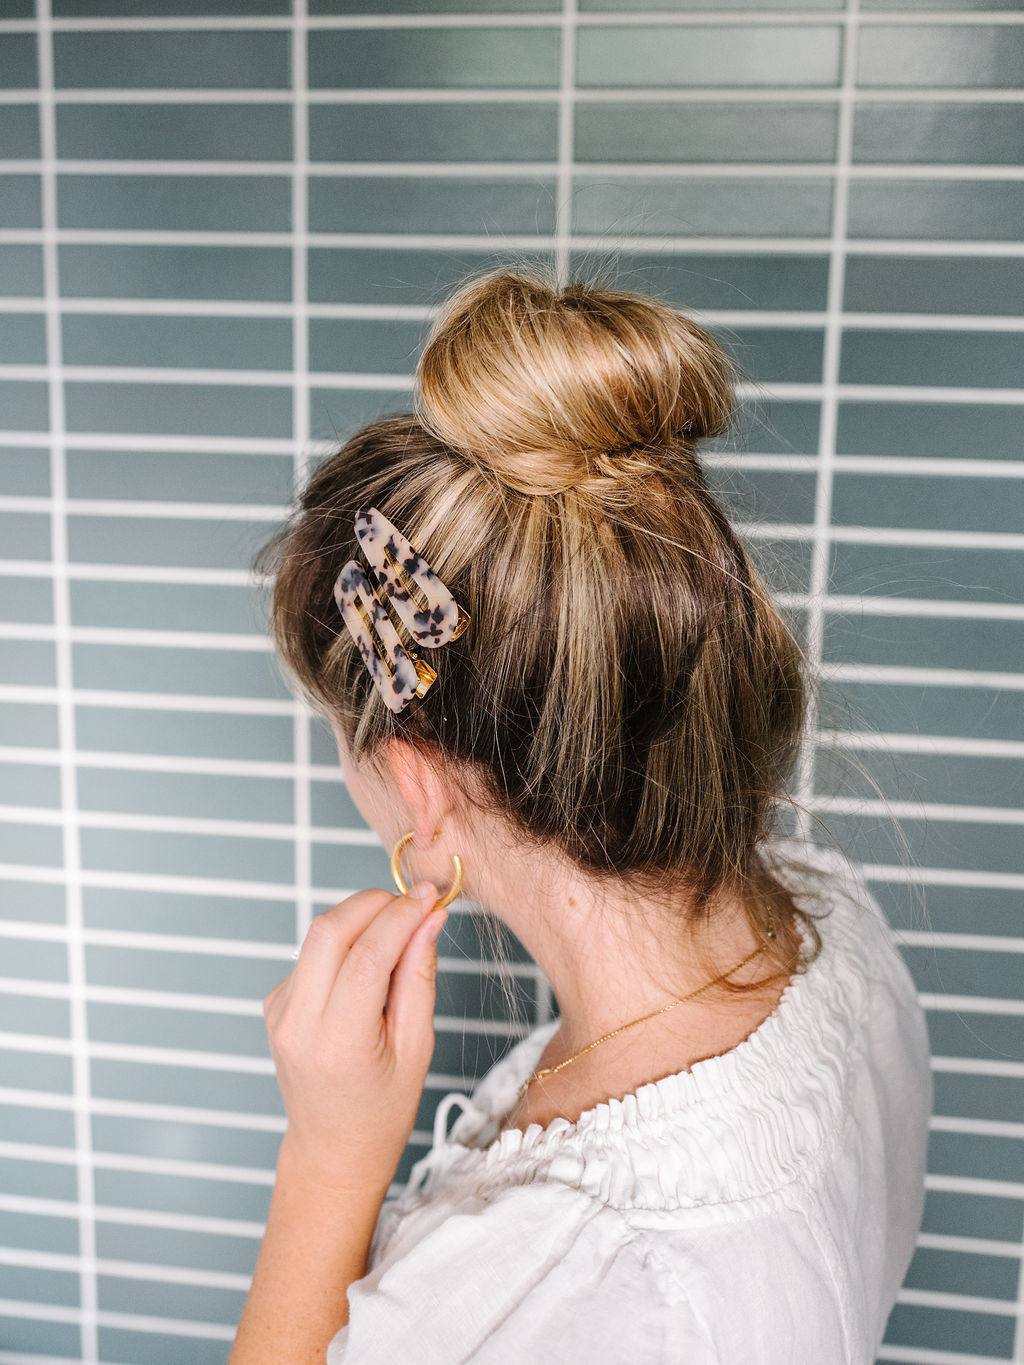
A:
411,881,438,904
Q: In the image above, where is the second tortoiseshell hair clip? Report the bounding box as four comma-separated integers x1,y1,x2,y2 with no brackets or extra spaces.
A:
333,505,471,714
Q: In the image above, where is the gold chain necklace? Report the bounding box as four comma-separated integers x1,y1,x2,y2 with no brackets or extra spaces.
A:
516,907,778,1103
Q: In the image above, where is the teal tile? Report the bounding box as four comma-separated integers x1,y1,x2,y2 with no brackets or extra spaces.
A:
871,881,1023,938
62,314,292,371
844,254,1024,317
67,448,292,504
904,1245,1017,1302
0,244,43,296
0,509,50,558
58,173,291,233
0,1211,78,1256
829,542,1024,605
98,1327,232,1365
0,35,37,90
93,1166,271,1222
0,1318,79,1359
75,704,293,764
935,1072,1024,1128
708,465,817,524
577,25,841,87
53,31,290,90
99,1275,247,1326
841,329,1024,390
581,0,840,7
854,103,1024,166
883,1302,1014,1358
91,1056,282,1113
309,101,558,162
837,400,1023,461
832,473,1024,535
0,1,32,15
822,810,1024,877
59,243,292,301
306,246,553,304
0,760,61,810
930,1130,1023,1185
0,313,45,365
68,514,280,571
858,25,1024,89
311,777,365,830
0,1047,72,1093
437,966,537,1024
64,382,292,438
901,943,1024,1000
570,251,831,311
95,1221,259,1275
0,576,56,625
826,610,1024,675
312,0,557,9
0,639,56,688
80,827,294,884
723,399,821,456
573,176,832,238
0,447,49,496
309,387,413,442
0,380,47,430
0,104,40,159
309,316,427,374
822,680,1024,745
83,886,296,944
0,819,63,869
55,0,289,11
309,174,557,235
308,28,560,89
58,104,292,161
431,1022,522,1083
0,877,64,926
848,180,1024,242
88,1006,270,1062
0,995,70,1040
71,641,289,700
715,325,824,385
311,838,392,891
864,0,1022,7
0,698,59,748
70,580,261,636
1,936,68,982
78,763,293,825
922,1189,1022,1242
576,101,837,162
0,1155,78,1201
0,1263,78,1307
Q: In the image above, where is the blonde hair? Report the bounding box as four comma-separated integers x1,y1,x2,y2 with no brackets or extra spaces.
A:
255,264,825,998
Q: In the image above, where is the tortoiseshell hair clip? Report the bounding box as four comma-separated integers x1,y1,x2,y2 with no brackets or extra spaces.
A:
333,505,471,714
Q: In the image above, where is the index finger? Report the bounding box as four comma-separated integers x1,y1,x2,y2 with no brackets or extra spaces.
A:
289,887,396,1015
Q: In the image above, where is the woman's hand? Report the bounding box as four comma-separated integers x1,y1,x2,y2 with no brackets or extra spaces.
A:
263,879,447,1200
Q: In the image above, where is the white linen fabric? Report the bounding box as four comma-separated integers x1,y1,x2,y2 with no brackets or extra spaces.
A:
327,841,933,1364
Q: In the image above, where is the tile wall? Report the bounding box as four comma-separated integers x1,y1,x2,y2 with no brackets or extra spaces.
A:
0,1,1021,1361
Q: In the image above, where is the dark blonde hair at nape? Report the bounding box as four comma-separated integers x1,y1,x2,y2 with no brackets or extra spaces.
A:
254,263,828,1009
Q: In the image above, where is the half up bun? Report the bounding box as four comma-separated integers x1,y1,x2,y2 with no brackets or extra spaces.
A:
415,266,738,497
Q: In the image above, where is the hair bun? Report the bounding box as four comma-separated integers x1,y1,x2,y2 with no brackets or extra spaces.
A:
414,267,738,497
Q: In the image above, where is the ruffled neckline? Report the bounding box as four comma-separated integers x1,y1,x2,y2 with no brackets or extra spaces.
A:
404,844,879,1210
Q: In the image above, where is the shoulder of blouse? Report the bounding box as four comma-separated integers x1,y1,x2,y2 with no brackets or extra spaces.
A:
383,838,916,1222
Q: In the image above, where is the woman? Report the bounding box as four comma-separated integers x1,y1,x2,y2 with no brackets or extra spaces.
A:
229,268,932,1363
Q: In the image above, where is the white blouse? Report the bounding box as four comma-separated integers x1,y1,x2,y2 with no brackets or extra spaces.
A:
327,842,933,1364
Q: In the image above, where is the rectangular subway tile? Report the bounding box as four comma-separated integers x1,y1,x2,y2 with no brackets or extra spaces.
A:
91,1057,282,1114
0,1102,75,1150
844,254,1024,317
88,1006,272,1064
62,314,293,372
1,578,54,625
922,1189,1022,1244
825,610,1024,676
0,380,48,431
883,1302,1013,1360
903,1245,1017,1303
821,680,1024,746
0,35,37,91
571,176,833,239
0,1264,78,1309
0,447,49,497
0,820,63,870
840,329,1024,391
0,313,46,366
933,1071,1024,1128
85,940,289,1000
577,24,842,87
80,826,294,885
0,509,50,559
309,101,558,163
570,251,832,312
83,885,296,944
848,179,1024,242
67,514,282,572
715,325,825,386
0,1047,73,1096
853,102,1024,166
831,472,1024,536
575,101,838,164
0,244,43,297
0,1319,79,1361
821,809,1024,878
308,316,429,375
306,246,554,306
56,102,293,162
0,1155,78,1202
57,173,292,233
836,401,1024,462
74,704,294,765
53,30,291,90
308,27,561,90
858,24,1024,89
0,639,57,688
829,541,1024,606
310,0,559,10
70,642,289,701
1,1211,78,1257
869,881,1024,939
95,1221,259,1276
0,704,59,754
98,1275,247,1327
96,1328,234,1365
69,579,265,637
54,0,292,11
59,244,292,302
901,943,1024,1004
63,382,293,439
0,760,61,810
308,387,414,443
0,104,41,160
93,1165,271,1223
0,996,71,1043
308,174,557,236
66,448,293,505
76,762,294,825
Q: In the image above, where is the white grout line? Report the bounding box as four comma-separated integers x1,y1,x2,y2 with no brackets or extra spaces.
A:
34,4,98,1360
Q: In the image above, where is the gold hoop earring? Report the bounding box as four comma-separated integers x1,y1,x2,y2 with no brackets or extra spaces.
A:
391,828,463,909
